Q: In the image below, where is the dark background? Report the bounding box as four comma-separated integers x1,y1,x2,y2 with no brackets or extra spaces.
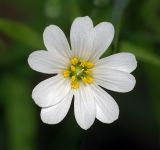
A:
0,0,160,150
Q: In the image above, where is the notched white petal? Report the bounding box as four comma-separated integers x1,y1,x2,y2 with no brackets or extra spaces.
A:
95,52,137,73
40,91,73,124
70,16,94,59
89,22,115,61
92,84,119,123
32,75,71,107
28,50,69,74
43,25,71,58
94,68,136,93
74,85,96,130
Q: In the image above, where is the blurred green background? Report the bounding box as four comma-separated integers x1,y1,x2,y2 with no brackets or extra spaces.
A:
0,0,160,150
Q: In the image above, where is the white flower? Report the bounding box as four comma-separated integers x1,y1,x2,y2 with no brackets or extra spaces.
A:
28,16,137,130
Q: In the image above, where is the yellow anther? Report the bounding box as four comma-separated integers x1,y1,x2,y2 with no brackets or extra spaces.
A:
71,57,78,65
80,59,86,67
85,69,93,75
86,76,94,83
85,61,94,68
71,80,80,89
82,77,88,83
71,65,76,72
82,76,94,84
71,76,76,82
63,70,70,77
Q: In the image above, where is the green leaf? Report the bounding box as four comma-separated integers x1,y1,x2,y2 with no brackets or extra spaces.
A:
121,41,160,66
140,0,160,34
1,75,37,150
69,0,81,21
0,38,6,50
144,65,160,126
0,18,42,48
112,0,131,52
45,0,62,19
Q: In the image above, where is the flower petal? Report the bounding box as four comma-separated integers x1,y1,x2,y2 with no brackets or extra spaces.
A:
95,52,137,73
43,25,71,58
89,22,114,61
28,50,69,74
40,91,73,124
91,84,119,123
70,16,94,59
32,75,71,107
74,84,96,130
94,68,136,92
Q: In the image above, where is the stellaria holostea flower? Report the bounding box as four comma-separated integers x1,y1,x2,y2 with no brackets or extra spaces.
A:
28,16,137,130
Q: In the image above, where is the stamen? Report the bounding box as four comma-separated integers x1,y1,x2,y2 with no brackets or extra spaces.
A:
80,59,86,67
85,69,92,75
82,77,88,83
86,76,94,83
71,57,78,65
63,70,70,77
85,61,94,68
71,80,79,89
82,76,94,84
71,76,76,82
71,65,76,72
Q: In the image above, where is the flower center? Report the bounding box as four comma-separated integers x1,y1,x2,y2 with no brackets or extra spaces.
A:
63,57,94,89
